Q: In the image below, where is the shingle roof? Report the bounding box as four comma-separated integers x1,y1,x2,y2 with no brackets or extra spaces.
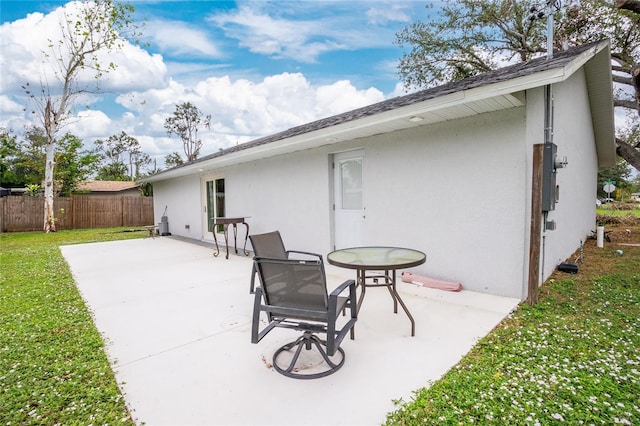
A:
187,41,603,167
76,180,138,192
140,39,612,184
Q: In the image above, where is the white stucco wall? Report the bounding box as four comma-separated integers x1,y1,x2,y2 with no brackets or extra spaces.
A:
221,150,334,251
167,108,531,298
360,108,529,297
535,69,599,280
152,174,202,238
151,68,603,300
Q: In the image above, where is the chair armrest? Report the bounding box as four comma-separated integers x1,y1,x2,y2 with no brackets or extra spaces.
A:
286,250,323,262
249,262,258,294
329,279,356,297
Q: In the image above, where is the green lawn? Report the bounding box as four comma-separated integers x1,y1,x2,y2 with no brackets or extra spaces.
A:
0,228,146,425
1,226,638,425
386,224,640,425
597,204,640,217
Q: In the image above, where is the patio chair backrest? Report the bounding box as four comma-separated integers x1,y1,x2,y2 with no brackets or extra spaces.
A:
249,231,287,259
255,257,329,314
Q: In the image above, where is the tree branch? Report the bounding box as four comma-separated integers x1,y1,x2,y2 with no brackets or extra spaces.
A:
612,74,633,85
616,137,640,170
615,99,639,110
632,64,640,105
615,0,640,13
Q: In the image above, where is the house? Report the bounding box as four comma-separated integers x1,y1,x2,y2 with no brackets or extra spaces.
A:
75,180,141,197
143,40,615,300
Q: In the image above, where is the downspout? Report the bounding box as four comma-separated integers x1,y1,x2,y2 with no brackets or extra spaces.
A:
542,83,554,283
542,1,556,285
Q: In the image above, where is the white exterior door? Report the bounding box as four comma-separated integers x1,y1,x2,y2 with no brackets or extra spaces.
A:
333,150,365,249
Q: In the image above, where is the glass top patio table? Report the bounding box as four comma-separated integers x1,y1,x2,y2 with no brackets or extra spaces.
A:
326,247,426,270
326,247,426,336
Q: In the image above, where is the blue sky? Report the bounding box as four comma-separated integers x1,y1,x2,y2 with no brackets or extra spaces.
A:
0,1,437,167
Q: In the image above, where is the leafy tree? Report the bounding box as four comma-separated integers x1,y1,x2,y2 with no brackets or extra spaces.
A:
395,0,640,171
597,158,632,198
164,102,211,163
20,127,52,187
164,152,184,169
1,128,22,188
25,184,42,196
631,171,640,193
0,127,98,195
95,162,129,181
56,133,100,196
22,0,142,232
94,131,150,180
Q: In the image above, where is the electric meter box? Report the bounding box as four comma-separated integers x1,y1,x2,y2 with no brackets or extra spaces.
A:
542,143,558,212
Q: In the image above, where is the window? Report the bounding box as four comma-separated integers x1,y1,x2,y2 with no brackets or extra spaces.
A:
206,178,225,232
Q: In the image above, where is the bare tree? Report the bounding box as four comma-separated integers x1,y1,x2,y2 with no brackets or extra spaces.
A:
164,102,211,163
22,0,142,232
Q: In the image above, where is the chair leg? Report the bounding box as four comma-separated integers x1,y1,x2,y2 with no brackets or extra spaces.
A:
272,332,345,379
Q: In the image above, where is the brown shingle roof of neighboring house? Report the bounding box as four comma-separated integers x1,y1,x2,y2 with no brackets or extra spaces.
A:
76,180,138,193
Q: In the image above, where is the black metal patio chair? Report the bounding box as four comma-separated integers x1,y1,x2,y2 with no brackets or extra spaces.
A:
248,231,323,293
251,256,357,379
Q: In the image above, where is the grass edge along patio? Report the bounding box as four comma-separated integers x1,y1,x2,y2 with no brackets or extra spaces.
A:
1,212,638,424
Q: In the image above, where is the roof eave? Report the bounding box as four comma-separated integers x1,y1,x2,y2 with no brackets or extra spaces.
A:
141,41,616,183
582,42,617,167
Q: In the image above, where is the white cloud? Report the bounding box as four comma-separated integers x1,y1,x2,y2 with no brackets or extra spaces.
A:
208,6,340,63
145,19,223,58
0,2,167,98
106,72,384,169
0,95,24,115
64,110,112,140
389,81,415,98
366,4,411,25
96,45,168,91
1,1,393,170
316,80,383,116
207,2,402,63
0,95,30,132
111,72,384,166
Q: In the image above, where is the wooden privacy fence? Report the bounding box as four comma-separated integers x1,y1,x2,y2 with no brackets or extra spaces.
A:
0,195,154,232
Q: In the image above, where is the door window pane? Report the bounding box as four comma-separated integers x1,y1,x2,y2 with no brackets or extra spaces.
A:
341,159,362,210
206,181,215,232
215,178,225,232
206,178,225,232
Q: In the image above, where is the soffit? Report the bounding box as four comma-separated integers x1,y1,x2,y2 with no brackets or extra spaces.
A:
145,92,526,182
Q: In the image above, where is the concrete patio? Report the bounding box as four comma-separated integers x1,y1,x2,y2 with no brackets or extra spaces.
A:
61,236,520,425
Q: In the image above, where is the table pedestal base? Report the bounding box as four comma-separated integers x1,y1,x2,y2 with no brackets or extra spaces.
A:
357,269,415,337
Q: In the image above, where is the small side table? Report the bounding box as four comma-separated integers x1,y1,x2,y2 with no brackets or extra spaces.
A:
211,217,250,259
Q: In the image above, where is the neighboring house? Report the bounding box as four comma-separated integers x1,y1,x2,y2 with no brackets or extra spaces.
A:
75,180,140,197
0,187,26,197
143,41,615,300
631,193,640,202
